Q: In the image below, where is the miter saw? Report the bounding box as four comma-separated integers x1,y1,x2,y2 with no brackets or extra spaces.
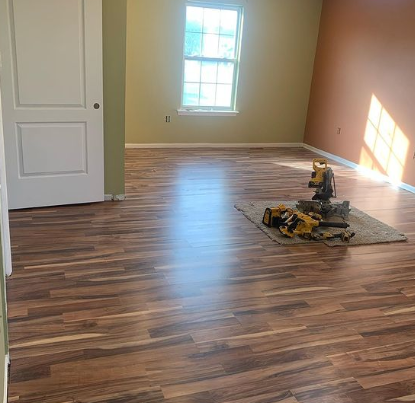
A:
297,158,351,219
308,158,335,201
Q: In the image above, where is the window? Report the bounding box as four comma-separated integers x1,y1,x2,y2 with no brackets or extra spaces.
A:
181,2,243,112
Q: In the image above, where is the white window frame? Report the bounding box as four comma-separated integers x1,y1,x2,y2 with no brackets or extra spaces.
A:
180,1,244,113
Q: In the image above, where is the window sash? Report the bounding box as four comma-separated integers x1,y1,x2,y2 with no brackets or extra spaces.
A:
181,2,243,111
182,59,238,110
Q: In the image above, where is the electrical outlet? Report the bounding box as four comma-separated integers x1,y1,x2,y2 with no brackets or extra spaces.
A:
337,127,342,135
165,115,171,123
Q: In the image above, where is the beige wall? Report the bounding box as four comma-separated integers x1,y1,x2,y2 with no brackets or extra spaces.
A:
305,0,415,187
125,0,322,144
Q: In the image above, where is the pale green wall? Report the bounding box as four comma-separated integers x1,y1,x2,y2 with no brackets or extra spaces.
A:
125,0,323,144
103,0,127,195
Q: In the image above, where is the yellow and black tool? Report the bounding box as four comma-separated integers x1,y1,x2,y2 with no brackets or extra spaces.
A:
278,211,349,239
308,158,336,201
311,230,355,242
262,204,293,228
261,159,354,242
297,158,350,219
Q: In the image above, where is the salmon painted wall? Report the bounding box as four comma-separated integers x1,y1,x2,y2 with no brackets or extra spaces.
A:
305,0,415,187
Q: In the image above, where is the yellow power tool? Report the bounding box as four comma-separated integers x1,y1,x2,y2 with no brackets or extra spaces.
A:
297,158,350,219
311,231,355,242
262,204,293,228
278,211,350,239
308,158,336,201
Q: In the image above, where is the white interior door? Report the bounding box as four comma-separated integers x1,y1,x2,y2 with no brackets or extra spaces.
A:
0,0,104,209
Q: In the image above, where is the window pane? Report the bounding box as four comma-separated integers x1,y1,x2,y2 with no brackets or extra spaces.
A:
184,60,201,83
219,35,236,58
201,61,217,84
217,62,234,84
202,34,219,57
216,84,232,107
183,83,200,106
185,32,202,56
220,9,238,36
203,8,220,34
200,84,216,106
186,6,203,32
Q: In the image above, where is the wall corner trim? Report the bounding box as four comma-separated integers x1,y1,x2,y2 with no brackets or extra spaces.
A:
125,143,304,149
303,143,415,194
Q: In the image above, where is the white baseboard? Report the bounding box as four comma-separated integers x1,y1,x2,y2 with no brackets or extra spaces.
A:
303,143,415,194
104,194,126,201
125,143,303,149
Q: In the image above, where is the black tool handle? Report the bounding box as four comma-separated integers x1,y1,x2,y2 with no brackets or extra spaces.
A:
319,221,349,228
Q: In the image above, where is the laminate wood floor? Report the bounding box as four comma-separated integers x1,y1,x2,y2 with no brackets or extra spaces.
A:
7,147,415,403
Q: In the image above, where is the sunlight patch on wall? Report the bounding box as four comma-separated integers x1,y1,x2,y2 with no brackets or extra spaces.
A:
359,94,409,183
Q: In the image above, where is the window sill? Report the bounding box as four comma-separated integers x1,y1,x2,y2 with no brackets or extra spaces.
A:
177,109,239,117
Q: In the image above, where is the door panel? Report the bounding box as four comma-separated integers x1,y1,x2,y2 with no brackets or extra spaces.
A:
12,0,86,107
0,0,104,209
18,123,87,176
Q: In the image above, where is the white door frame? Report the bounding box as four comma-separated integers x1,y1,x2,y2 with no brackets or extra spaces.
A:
0,56,12,277
0,57,11,403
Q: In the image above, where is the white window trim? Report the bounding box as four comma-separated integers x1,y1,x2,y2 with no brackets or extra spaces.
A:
180,1,244,112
